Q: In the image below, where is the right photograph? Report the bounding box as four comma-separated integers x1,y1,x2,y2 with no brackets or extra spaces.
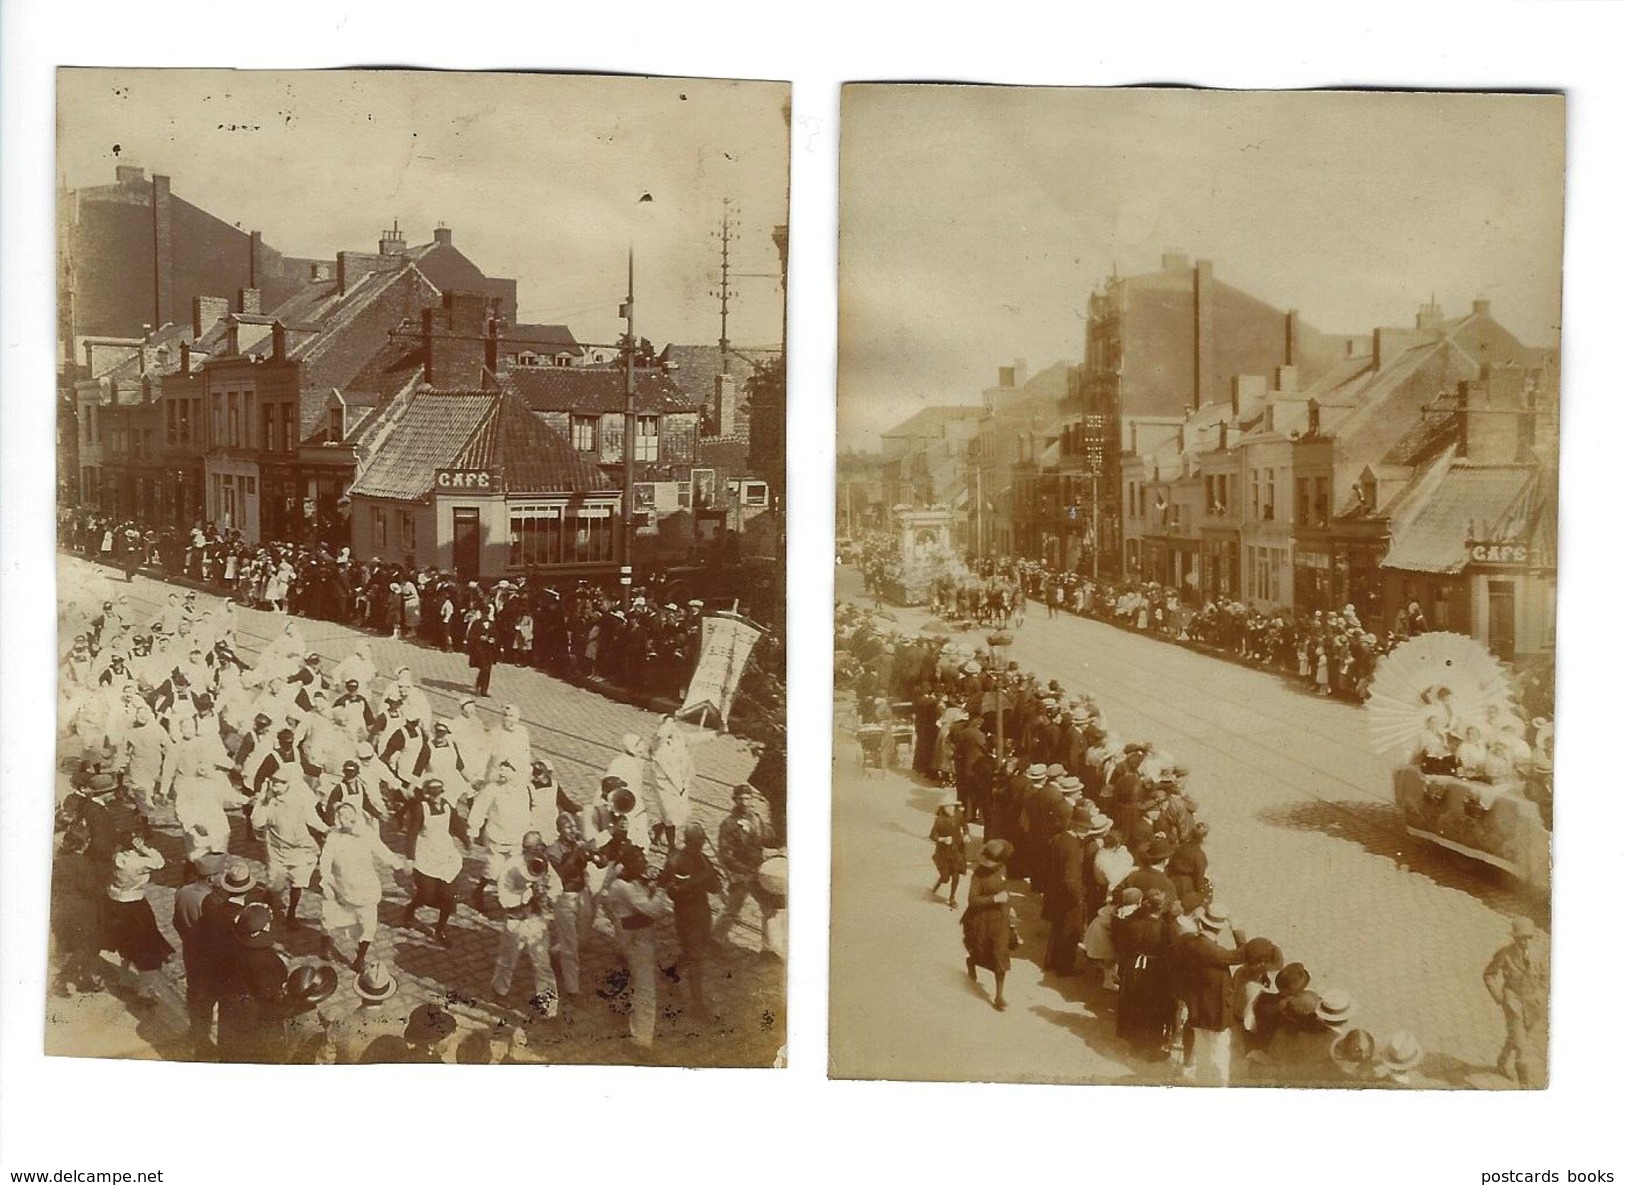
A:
831,85,1562,1087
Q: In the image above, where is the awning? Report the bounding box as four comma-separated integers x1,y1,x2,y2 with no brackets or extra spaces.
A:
1382,465,1538,574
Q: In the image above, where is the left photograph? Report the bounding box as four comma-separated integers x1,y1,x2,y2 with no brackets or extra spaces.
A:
52,68,789,1066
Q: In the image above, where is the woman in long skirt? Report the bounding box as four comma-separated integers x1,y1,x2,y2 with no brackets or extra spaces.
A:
99,832,173,1006
1115,889,1177,1056
961,839,1014,1011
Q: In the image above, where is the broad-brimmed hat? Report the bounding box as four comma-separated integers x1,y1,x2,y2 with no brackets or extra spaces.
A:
285,964,339,1006
1331,1028,1376,1070
977,839,1014,867
1316,988,1354,1026
353,961,399,1003
1195,903,1231,933
219,858,258,896
233,902,276,949
1058,775,1083,794
1025,763,1047,780
404,1003,459,1045
1141,837,1175,863
1044,763,1065,779
1377,1031,1425,1075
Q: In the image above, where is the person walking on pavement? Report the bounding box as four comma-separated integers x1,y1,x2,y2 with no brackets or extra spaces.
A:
1483,916,1549,1087
602,844,672,1050
401,778,464,944
961,838,1015,1012
468,611,499,697
318,801,410,971
545,810,598,1000
250,771,328,929
466,758,538,913
656,821,724,1022
490,832,559,1014
712,784,773,952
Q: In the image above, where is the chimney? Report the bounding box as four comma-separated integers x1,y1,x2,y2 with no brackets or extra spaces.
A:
1415,297,1443,331
1285,309,1299,367
1193,259,1215,411
1372,328,1385,372
271,321,287,364
1176,424,1186,454
115,164,147,185
715,373,739,437
1013,357,1029,388
433,225,453,245
1455,365,1528,464
1263,403,1275,433
1472,299,1491,318
1274,365,1298,395
1130,421,1139,454
192,295,229,338
1307,398,1321,436
151,174,173,331
1218,421,1229,451
379,220,407,257
237,288,261,315
226,319,240,356
482,316,504,387
180,341,192,374
249,230,262,287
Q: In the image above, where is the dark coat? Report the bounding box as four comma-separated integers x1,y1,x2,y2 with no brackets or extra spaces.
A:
1180,931,1246,1031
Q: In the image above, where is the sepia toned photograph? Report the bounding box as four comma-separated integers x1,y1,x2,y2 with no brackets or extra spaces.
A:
51,68,789,1066
832,86,1561,1087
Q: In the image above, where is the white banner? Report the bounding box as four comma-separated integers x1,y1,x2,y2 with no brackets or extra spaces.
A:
679,612,765,727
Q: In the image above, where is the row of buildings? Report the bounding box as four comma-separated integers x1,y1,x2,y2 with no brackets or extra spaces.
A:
846,252,1558,663
59,165,786,583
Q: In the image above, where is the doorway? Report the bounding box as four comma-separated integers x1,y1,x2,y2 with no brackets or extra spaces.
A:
452,507,481,579
1487,579,1517,661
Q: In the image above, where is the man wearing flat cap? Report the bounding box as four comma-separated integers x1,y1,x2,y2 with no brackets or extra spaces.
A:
1483,917,1548,1087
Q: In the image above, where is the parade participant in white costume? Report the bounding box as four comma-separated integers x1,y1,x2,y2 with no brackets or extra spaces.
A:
447,698,492,795
330,642,377,695
486,704,531,782
647,715,695,848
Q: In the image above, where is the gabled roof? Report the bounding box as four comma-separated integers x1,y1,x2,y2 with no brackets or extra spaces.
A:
881,405,983,439
503,324,583,357
506,365,697,415
1381,462,1540,574
348,386,611,502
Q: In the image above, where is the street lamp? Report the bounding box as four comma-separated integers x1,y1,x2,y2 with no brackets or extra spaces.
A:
985,628,1014,759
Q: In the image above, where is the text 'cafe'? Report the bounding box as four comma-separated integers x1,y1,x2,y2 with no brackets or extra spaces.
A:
345,386,621,580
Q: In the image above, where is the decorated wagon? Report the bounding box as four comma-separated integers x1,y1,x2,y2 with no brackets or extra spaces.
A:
1368,632,1552,888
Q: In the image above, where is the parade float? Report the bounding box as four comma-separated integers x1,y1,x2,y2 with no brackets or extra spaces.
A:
881,507,967,606
1367,632,1551,888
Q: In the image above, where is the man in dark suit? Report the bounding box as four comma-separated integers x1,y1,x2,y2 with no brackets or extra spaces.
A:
1178,902,1248,1084
1042,806,1092,975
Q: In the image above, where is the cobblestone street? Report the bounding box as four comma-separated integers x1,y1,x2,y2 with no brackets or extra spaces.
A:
829,567,1546,1086
49,554,786,1067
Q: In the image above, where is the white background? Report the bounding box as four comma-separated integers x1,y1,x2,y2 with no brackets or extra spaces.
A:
3,3,1622,1182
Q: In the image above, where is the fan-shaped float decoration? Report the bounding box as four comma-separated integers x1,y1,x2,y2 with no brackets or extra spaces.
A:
1366,632,1514,762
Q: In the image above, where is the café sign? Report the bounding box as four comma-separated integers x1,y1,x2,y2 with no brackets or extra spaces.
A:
1466,538,1528,566
434,468,504,493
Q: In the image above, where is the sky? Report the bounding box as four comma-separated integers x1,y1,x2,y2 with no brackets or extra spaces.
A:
838,85,1566,445
58,69,789,350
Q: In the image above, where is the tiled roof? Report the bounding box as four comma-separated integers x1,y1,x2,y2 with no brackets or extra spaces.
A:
348,386,611,502
1381,463,1539,574
506,365,698,415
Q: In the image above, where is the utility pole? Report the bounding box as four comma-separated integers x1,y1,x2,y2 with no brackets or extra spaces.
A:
710,198,737,375
619,247,636,609
1091,466,1101,582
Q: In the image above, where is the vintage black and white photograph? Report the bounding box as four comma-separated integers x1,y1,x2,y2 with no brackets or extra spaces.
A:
50,67,789,1066
832,86,1561,1087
